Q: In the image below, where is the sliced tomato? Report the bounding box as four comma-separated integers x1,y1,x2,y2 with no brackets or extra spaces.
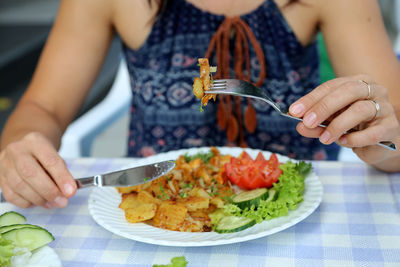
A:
268,153,279,169
239,151,252,161
255,151,265,162
225,152,282,190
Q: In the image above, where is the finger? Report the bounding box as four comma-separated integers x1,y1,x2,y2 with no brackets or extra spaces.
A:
337,122,395,148
26,133,77,197
6,168,50,208
300,80,382,129
289,76,362,117
0,176,33,209
296,122,325,138
318,100,380,145
10,152,68,208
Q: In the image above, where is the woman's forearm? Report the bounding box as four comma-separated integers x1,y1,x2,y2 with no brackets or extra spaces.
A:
0,100,64,151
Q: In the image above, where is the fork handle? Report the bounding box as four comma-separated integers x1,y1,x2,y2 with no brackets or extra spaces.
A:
280,113,396,151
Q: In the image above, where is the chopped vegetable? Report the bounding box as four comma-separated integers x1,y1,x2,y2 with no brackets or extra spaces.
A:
0,211,26,227
118,147,311,233
232,188,269,209
153,256,188,267
0,236,14,267
183,151,214,163
0,211,55,266
223,161,311,223
214,216,256,233
2,227,55,252
224,151,282,189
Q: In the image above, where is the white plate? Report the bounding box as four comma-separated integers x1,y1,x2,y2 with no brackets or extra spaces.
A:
88,147,323,247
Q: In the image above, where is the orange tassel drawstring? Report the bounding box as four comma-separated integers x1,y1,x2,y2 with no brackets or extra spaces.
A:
205,17,266,146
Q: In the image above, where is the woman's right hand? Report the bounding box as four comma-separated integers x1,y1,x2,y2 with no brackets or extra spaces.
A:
0,132,77,209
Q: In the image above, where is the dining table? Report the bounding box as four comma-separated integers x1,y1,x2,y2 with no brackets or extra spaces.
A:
1,157,399,267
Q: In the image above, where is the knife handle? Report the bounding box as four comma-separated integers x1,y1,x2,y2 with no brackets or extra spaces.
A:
75,175,100,189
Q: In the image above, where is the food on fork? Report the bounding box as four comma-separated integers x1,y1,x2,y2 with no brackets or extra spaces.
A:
193,58,217,109
117,147,311,233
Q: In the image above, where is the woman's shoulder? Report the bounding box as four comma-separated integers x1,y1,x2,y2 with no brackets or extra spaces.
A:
110,0,158,50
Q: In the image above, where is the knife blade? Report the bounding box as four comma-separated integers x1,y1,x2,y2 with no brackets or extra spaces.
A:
76,160,175,188
0,160,176,202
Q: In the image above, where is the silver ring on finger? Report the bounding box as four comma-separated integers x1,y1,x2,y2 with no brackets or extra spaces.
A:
359,80,372,99
370,99,380,120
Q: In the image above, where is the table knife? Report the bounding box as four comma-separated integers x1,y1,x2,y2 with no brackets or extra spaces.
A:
0,160,175,202
75,160,175,188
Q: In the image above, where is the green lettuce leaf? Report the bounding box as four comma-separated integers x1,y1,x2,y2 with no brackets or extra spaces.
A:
153,256,188,267
222,161,311,223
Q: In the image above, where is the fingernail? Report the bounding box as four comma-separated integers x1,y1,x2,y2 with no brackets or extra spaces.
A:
339,136,347,145
303,112,317,126
319,131,331,143
54,196,68,207
64,183,74,196
290,103,304,115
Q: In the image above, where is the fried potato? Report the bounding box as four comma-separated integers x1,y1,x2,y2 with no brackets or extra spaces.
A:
146,179,168,199
198,58,211,90
193,77,204,99
201,94,216,106
210,196,225,208
117,185,140,194
189,158,203,170
137,191,161,205
152,202,187,231
125,203,157,223
119,193,138,210
188,187,210,199
180,196,209,211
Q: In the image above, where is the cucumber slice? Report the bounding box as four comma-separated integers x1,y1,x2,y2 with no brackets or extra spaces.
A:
215,216,256,233
209,209,228,225
265,188,277,202
0,224,40,234
232,188,268,209
0,211,26,226
2,227,55,251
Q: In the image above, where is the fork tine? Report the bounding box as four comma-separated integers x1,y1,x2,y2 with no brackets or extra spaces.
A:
210,84,226,89
212,79,230,84
212,80,227,85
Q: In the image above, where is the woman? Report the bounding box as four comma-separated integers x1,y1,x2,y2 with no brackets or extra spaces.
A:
1,0,399,209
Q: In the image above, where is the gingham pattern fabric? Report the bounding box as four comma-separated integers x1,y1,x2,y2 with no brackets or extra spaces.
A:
1,158,399,267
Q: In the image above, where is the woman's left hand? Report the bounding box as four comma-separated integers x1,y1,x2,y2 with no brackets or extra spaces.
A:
288,74,400,165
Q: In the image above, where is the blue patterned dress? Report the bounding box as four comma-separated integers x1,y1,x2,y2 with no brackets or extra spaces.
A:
122,0,340,160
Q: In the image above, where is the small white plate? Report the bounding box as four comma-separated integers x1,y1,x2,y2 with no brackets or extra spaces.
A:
89,147,323,247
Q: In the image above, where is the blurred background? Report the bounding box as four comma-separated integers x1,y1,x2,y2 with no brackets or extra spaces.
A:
0,0,399,159
0,0,126,157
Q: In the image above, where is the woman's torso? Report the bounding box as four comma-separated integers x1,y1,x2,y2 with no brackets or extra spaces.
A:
112,0,340,160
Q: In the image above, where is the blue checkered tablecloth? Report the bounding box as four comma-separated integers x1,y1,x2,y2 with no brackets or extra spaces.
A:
1,158,399,267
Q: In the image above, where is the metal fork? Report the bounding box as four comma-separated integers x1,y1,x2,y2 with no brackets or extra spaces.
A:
205,79,396,151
